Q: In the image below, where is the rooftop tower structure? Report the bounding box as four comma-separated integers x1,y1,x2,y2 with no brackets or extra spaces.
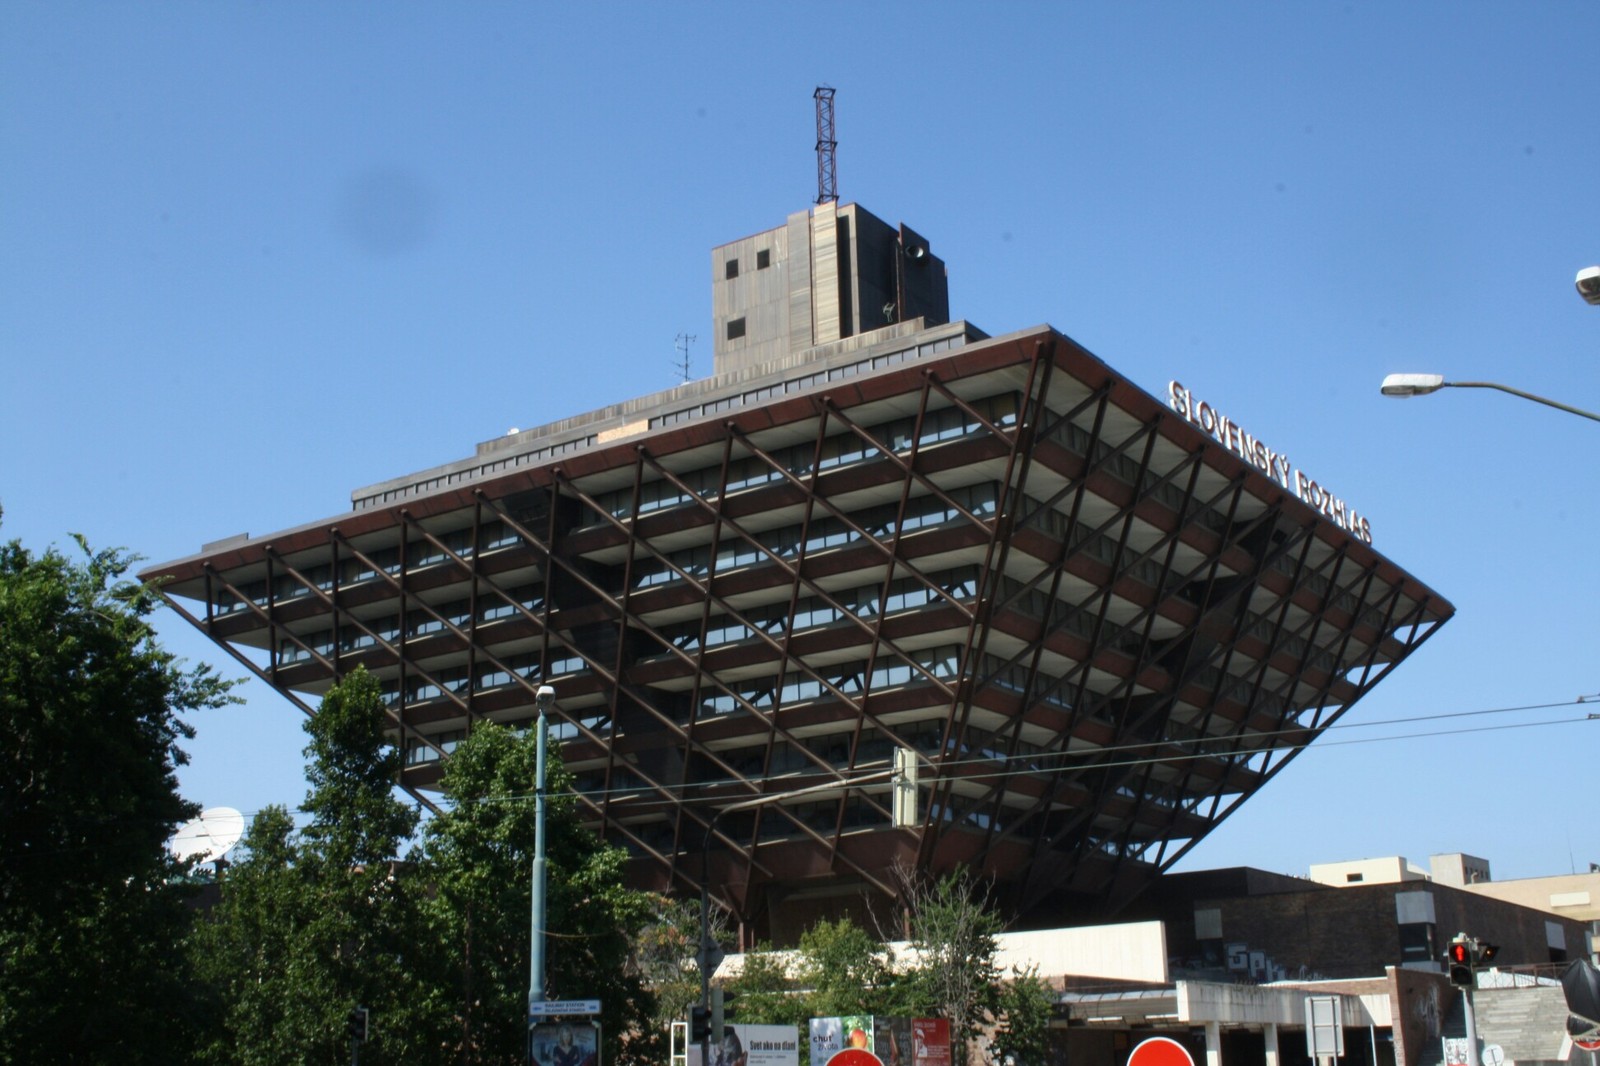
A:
712,201,949,375
145,201,1451,943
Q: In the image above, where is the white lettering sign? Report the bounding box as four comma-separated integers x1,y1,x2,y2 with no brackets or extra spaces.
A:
1168,381,1373,544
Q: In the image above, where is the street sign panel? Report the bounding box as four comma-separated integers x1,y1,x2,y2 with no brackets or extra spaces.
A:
529,999,601,1016
1305,995,1345,1058
698,936,725,977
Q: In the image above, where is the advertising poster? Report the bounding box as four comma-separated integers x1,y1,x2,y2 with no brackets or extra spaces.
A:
810,1017,947,1066
911,1019,950,1066
530,1022,600,1066
872,1017,912,1066
688,1023,799,1066
810,1016,876,1066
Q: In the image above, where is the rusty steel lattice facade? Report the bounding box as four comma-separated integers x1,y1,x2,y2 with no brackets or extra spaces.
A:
146,326,1452,934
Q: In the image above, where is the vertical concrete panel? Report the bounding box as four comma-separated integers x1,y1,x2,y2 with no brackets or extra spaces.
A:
786,210,813,354
811,202,840,344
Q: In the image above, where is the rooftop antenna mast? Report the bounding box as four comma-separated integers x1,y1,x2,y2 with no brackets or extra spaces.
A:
673,332,696,384
814,85,837,205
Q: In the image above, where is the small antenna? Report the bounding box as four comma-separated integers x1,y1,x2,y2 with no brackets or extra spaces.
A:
673,332,696,383
814,85,837,205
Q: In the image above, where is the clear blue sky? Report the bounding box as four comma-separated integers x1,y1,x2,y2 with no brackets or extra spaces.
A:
3,3,1596,884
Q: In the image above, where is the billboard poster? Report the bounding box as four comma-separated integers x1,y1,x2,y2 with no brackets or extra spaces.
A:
810,1017,948,1066
687,1024,799,1066
530,1022,600,1066
810,1015,875,1066
872,1017,912,1066
911,1019,950,1066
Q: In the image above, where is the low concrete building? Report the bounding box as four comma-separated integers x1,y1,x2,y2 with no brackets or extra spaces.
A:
1459,876,1600,961
1125,866,1588,981
713,871,1591,1066
1285,853,1598,966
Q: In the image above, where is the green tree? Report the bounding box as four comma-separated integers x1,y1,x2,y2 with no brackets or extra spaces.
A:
630,895,708,1056
422,721,657,1066
296,667,443,1064
990,964,1053,1066
192,667,445,1065
797,917,897,1017
897,868,1003,1066
188,805,310,1064
725,944,807,1034
0,525,236,1065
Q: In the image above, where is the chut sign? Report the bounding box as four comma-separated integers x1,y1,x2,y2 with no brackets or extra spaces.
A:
1168,382,1373,545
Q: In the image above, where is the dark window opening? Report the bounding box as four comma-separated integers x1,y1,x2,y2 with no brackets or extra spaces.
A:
725,259,739,279
757,249,771,269
1398,922,1437,964
1346,873,1364,883
726,317,746,341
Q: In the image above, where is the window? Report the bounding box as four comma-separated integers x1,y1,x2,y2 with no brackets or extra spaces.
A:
726,317,746,341
725,258,739,279
1398,922,1436,965
756,249,771,269
1346,872,1364,883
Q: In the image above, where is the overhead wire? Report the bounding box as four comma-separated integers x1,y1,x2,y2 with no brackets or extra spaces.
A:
176,693,1597,827
445,693,1598,810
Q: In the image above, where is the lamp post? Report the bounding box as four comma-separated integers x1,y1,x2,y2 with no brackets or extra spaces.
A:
693,764,909,1064
529,684,557,1032
1379,374,1600,424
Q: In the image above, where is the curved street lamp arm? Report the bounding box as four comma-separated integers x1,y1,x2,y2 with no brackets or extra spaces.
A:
1446,381,1600,424
696,767,900,1017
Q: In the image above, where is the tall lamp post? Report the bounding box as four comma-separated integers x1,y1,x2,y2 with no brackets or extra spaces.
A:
1380,374,1600,424
529,684,557,1031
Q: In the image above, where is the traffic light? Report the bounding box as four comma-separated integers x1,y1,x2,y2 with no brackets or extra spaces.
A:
1477,942,1500,965
1447,939,1474,987
711,986,736,1040
346,1006,370,1042
689,1004,711,1043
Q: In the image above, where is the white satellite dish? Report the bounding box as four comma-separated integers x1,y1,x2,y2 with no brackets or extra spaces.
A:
171,806,246,864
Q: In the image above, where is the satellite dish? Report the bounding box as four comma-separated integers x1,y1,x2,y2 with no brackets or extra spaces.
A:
171,806,245,864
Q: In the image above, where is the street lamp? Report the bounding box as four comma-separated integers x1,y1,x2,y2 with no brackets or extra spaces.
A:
1379,373,1600,423
1576,265,1600,307
693,762,912,1063
529,684,557,1028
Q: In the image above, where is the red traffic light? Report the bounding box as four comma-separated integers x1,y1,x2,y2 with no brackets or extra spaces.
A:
1447,939,1475,986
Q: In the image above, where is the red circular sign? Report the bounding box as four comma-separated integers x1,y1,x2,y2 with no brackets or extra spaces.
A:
828,1051,885,1066
1576,1038,1600,1052
1127,1037,1195,1066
